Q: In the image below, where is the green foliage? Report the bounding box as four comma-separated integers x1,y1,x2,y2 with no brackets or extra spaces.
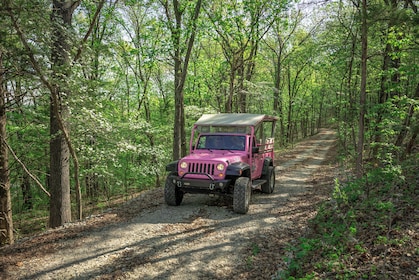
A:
246,242,262,268
278,153,418,279
332,178,348,206
2,0,418,243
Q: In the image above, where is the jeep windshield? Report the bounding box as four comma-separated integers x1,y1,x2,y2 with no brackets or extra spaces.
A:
196,135,245,151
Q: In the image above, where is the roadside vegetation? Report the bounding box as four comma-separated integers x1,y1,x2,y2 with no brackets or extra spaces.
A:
277,153,418,279
0,0,418,277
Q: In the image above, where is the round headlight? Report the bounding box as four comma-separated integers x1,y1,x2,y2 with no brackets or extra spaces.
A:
180,162,188,169
216,163,225,171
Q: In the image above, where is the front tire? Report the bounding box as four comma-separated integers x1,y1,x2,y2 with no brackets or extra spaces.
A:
233,177,251,214
261,166,275,194
164,176,184,206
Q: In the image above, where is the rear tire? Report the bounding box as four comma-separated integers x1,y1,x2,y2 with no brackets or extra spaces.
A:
261,166,275,194
233,177,251,214
164,176,184,206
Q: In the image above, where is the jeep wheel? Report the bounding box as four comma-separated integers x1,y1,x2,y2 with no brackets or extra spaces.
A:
261,166,275,194
164,176,184,206
233,177,251,214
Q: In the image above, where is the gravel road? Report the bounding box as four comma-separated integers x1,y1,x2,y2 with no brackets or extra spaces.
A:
1,129,338,280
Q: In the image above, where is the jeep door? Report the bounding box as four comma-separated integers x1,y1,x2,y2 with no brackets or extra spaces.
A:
250,136,263,179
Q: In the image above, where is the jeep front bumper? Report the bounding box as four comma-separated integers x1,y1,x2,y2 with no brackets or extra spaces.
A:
168,175,231,193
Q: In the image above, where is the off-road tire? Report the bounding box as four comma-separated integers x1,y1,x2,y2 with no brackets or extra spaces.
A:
233,177,251,214
261,166,275,194
164,176,184,206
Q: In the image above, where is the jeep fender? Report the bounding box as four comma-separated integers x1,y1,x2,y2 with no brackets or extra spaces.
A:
226,162,250,177
166,160,179,173
262,157,274,175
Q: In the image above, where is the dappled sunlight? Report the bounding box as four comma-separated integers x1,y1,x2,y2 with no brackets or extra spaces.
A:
3,130,339,280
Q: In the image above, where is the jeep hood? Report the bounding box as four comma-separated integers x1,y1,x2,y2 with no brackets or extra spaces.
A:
181,152,246,164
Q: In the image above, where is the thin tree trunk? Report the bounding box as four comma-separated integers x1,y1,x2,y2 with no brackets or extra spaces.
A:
395,82,419,148
226,63,235,113
0,50,13,245
21,174,32,210
273,43,284,146
406,126,418,154
237,54,245,113
165,0,202,160
372,42,391,156
356,0,368,179
172,0,183,160
286,64,292,143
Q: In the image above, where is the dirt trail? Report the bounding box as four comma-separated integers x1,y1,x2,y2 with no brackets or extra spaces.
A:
1,129,338,280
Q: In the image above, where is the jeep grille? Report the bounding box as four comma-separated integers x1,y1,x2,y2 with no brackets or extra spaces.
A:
188,162,215,175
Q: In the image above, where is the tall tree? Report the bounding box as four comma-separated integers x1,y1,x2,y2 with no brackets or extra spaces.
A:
49,0,80,227
0,50,13,245
356,0,368,178
160,0,202,160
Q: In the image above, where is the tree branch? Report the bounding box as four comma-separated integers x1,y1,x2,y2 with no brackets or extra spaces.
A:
73,0,107,63
1,136,50,197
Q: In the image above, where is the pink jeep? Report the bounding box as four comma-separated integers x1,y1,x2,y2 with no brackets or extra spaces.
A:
165,113,278,214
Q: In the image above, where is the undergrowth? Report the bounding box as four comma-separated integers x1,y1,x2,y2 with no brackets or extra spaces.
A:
276,153,418,279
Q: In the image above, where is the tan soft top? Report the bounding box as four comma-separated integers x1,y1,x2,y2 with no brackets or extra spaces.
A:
195,113,278,127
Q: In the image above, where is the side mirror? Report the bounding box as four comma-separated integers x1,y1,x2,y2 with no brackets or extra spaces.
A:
252,146,259,154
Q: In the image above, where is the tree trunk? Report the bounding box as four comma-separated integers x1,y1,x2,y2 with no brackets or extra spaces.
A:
356,0,368,179
0,50,13,245
21,173,33,210
372,42,391,156
273,40,285,146
395,82,419,149
406,125,418,155
49,99,71,227
226,61,235,113
49,0,79,228
237,54,245,113
286,64,293,143
165,0,202,160
172,0,184,160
